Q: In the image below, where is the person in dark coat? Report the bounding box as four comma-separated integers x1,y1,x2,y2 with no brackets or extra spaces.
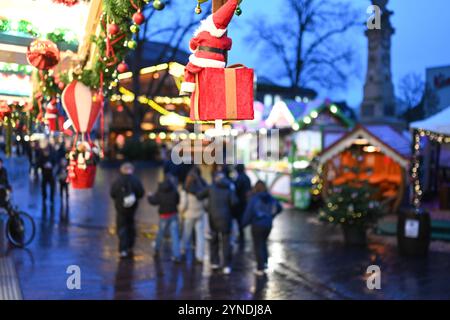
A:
0,158,11,208
242,180,282,276
38,145,57,205
56,157,69,204
110,162,145,258
233,164,252,244
148,173,181,262
197,172,238,274
0,158,10,189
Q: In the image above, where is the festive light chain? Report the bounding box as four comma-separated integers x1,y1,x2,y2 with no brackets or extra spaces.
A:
411,129,450,210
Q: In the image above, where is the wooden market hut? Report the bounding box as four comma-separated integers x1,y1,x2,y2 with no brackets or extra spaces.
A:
317,125,411,213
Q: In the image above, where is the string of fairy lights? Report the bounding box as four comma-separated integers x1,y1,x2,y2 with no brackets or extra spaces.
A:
411,129,450,209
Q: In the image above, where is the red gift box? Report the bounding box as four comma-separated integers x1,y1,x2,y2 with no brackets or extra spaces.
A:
190,64,254,121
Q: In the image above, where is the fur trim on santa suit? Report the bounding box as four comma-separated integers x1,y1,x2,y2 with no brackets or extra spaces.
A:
194,15,227,38
189,54,226,68
180,82,196,94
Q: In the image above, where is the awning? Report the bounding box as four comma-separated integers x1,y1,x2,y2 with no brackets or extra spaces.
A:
410,106,450,135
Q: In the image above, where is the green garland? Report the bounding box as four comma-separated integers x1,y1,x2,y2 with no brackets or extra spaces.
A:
78,0,148,92
0,62,34,75
47,28,79,45
0,17,10,33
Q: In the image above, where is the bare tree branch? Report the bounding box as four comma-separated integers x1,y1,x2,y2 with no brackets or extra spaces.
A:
247,0,360,90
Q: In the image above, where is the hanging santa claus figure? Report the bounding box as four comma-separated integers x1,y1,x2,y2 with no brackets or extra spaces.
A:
180,0,239,96
45,98,59,132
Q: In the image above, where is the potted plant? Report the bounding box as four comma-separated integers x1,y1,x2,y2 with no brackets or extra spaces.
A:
319,180,385,246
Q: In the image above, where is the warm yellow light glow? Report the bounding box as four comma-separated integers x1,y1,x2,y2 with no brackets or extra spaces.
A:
363,145,380,153
117,72,133,80
354,138,369,145
159,112,186,127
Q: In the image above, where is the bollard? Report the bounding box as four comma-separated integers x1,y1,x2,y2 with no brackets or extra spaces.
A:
0,214,7,257
397,207,431,256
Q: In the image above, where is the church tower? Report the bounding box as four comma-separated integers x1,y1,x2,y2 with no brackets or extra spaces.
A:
361,0,402,127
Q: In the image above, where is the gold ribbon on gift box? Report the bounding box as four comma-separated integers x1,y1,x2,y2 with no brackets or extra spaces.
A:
194,64,246,121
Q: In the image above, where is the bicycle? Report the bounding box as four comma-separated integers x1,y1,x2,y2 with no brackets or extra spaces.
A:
0,190,36,248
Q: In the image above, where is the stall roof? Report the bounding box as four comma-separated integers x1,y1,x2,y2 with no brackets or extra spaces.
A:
318,125,410,169
265,99,354,129
410,106,450,135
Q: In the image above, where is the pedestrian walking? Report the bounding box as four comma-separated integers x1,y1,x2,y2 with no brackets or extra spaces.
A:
38,145,57,205
179,166,207,263
242,180,282,276
148,172,181,262
233,164,252,244
0,158,11,209
110,162,145,259
197,172,238,274
56,157,69,204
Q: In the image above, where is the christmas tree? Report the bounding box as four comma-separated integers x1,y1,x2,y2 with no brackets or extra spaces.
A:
319,148,385,228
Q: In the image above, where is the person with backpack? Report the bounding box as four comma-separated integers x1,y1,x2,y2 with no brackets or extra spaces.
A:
148,172,181,262
233,164,252,244
179,166,207,264
110,162,145,259
242,180,282,276
197,171,238,275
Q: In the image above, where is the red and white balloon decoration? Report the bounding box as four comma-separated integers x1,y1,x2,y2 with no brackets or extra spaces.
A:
61,81,102,189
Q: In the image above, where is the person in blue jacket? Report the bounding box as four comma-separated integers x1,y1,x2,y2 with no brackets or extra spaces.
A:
242,180,282,276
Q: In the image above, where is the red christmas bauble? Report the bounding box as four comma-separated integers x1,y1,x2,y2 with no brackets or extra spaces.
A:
108,23,119,35
117,62,129,73
132,12,145,25
58,82,65,90
26,39,60,70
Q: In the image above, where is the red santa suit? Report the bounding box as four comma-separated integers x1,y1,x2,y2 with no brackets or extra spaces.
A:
180,0,238,95
45,100,59,132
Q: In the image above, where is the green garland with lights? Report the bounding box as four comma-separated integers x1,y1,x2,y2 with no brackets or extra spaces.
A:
46,28,79,46
77,0,149,91
0,17,39,37
411,129,450,210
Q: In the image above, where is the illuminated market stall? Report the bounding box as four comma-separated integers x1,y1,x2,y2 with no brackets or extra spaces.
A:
317,125,410,214
235,99,354,208
410,106,450,212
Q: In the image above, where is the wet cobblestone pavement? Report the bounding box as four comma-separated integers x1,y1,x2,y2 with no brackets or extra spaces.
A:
3,155,450,299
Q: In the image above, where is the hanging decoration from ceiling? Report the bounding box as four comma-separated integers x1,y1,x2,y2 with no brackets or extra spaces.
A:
61,80,102,189
182,0,253,121
26,39,60,70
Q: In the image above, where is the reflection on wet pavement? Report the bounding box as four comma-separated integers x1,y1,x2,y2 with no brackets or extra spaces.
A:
4,156,450,299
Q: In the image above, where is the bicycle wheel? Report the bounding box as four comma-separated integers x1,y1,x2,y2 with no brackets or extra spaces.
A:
7,211,36,247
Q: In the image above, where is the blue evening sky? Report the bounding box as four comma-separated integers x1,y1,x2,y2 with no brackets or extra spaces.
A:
227,0,450,109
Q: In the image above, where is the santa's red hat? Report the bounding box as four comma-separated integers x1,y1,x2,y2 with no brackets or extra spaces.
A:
194,0,239,38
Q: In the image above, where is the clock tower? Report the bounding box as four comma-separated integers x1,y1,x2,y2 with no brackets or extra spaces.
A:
360,0,403,127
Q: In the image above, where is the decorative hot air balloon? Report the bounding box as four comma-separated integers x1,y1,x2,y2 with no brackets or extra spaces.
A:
62,80,102,189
